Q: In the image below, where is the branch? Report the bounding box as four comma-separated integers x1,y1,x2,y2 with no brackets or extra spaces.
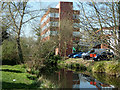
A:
8,3,19,31
22,15,42,25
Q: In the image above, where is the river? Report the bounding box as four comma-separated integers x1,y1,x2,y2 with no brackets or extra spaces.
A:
43,68,120,89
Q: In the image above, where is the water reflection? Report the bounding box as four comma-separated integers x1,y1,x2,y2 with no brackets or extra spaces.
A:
45,69,120,89
92,73,120,88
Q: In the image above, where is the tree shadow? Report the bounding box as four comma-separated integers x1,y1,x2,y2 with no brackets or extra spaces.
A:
0,69,23,73
2,81,38,89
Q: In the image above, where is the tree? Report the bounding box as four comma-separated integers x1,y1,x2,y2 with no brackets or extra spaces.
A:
2,1,44,63
8,2,28,63
76,1,120,59
118,1,120,43
1,26,9,44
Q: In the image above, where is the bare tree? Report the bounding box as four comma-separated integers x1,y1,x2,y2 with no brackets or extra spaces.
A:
76,1,120,59
1,1,44,63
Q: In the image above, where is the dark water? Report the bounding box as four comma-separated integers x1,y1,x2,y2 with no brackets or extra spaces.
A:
45,69,120,89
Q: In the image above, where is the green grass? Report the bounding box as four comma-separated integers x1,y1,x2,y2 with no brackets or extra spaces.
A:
1,65,38,89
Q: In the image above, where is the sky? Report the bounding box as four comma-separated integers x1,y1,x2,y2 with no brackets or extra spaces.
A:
22,0,80,37
22,0,119,38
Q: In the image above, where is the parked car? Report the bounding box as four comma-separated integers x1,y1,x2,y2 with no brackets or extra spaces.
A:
73,52,83,58
82,49,107,60
68,52,79,58
93,52,114,61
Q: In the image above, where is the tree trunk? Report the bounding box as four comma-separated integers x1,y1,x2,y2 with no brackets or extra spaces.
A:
118,1,120,44
17,37,24,63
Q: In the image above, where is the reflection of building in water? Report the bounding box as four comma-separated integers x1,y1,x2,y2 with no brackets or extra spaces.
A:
56,69,115,89
57,69,73,88
57,69,81,88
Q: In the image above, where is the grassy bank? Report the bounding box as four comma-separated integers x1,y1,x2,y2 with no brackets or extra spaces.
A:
58,58,92,71
92,61,120,77
58,58,120,77
1,64,58,89
1,65,38,89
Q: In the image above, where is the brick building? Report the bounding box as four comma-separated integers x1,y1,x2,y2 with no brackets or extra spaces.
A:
40,1,80,56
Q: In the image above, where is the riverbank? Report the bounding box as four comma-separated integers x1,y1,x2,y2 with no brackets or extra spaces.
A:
1,65,58,89
1,65,37,89
58,58,120,77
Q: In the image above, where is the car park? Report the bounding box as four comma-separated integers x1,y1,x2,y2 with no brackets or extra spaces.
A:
68,52,79,58
73,52,83,58
93,52,114,61
82,49,108,60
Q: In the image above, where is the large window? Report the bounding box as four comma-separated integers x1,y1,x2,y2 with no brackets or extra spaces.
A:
50,13,59,18
41,13,50,25
41,31,50,39
50,22,59,27
41,31,58,39
41,13,59,25
41,22,50,31
41,21,59,32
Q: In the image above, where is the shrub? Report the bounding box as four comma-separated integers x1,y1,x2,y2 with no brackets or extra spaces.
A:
92,62,105,73
105,62,120,75
65,62,87,71
87,66,92,72
80,64,87,70
27,74,37,80
2,40,19,65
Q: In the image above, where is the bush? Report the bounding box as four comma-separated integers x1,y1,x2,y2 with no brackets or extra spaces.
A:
92,61,120,76
105,62,120,75
2,40,19,65
87,66,92,72
65,62,87,71
27,74,37,80
92,62,105,73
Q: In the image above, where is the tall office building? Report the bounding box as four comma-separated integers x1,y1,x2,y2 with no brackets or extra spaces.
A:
40,1,80,56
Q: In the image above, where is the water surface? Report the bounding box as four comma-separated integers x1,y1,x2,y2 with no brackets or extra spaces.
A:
44,69,120,89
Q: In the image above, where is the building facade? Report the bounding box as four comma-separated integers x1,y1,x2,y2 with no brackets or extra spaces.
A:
40,2,80,56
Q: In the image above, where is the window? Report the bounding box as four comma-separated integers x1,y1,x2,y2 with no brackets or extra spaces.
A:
50,22,59,27
41,22,50,31
41,13,50,25
41,31,50,38
103,29,114,35
50,13,59,18
73,32,80,37
73,14,79,19
73,23,79,28
50,31,58,35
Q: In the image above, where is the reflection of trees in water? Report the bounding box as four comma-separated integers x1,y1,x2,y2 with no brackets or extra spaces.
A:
41,68,120,88
92,73,120,88
78,74,87,82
